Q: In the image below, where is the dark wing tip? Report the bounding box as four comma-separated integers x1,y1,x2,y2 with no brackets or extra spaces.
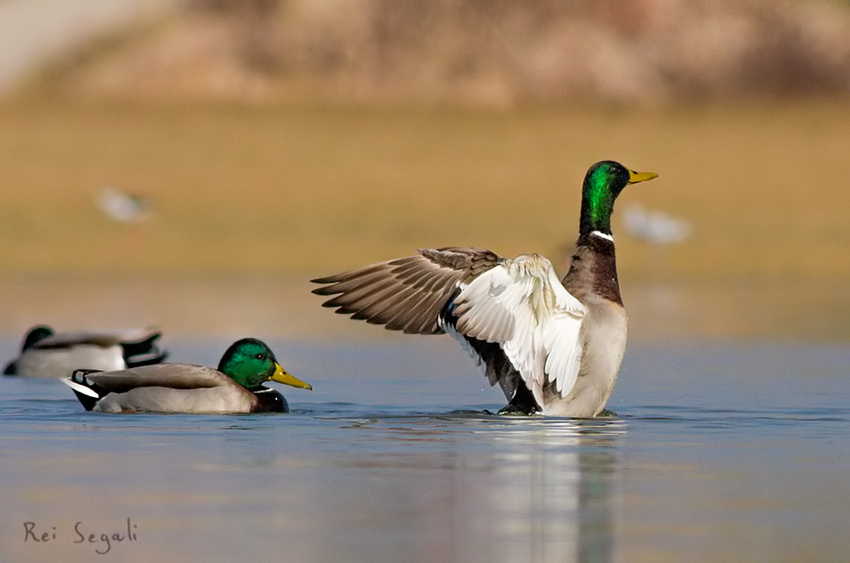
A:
311,285,343,297
310,275,339,285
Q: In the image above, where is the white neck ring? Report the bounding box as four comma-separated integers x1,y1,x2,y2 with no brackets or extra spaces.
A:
590,230,614,243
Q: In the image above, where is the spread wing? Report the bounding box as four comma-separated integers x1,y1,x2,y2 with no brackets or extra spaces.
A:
451,254,586,405
312,247,501,334
314,249,587,404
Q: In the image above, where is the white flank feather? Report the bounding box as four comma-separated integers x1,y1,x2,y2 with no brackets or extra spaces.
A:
453,254,586,408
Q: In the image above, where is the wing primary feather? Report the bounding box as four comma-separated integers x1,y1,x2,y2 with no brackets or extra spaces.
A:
383,289,442,332
323,278,398,311
348,284,423,324
311,262,391,287
314,269,394,300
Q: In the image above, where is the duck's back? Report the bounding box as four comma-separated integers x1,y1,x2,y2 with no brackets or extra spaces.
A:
16,345,125,378
83,364,258,414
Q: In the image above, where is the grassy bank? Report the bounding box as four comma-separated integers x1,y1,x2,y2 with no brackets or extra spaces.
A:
1,99,849,339
2,99,849,279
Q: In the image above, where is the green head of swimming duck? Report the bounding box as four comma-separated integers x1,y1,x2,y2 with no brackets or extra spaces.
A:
580,160,658,237
217,338,312,391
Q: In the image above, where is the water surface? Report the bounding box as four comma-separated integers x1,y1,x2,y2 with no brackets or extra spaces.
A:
1,337,848,562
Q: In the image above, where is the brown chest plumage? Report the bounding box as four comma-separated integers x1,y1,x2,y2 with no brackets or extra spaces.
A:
562,233,623,306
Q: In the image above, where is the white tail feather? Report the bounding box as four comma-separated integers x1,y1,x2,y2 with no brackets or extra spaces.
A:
61,377,100,399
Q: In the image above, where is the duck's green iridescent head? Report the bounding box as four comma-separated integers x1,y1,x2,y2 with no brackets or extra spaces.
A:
217,338,312,391
580,161,658,237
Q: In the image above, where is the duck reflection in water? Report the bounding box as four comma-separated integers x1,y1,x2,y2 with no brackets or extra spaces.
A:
343,414,625,562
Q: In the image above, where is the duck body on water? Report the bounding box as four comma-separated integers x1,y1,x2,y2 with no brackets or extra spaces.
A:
63,338,312,414
3,325,167,378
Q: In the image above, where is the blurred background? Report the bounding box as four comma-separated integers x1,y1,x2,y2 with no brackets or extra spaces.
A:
1,0,849,343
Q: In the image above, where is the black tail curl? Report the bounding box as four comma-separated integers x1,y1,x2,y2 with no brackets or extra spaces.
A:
69,369,107,411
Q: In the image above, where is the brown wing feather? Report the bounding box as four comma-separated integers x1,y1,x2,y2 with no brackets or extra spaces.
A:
82,364,230,392
312,247,502,335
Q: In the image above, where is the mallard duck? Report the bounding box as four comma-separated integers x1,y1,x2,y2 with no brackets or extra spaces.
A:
312,161,657,417
62,338,312,414
3,325,167,378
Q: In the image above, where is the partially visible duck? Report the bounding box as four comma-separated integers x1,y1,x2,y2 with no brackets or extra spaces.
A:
4,325,167,378
63,338,312,414
312,161,658,417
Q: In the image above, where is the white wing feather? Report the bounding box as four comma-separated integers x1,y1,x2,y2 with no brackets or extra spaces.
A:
453,254,586,407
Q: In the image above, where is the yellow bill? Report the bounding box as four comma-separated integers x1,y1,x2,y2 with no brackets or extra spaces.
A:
270,363,313,390
628,169,659,184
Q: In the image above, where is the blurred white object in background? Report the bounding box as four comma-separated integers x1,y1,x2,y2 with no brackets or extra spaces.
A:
97,186,151,223
622,204,691,245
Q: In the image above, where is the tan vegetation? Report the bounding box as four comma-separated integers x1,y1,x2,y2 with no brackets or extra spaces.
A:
1,100,849,340
1,99,848,280
26,0,850,106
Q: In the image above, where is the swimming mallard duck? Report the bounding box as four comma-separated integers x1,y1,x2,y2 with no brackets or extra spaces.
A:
62,338,312,414
3,325,168,378
312,161,658,417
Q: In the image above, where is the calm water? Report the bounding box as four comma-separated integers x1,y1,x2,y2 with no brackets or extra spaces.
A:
1,336,848,562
